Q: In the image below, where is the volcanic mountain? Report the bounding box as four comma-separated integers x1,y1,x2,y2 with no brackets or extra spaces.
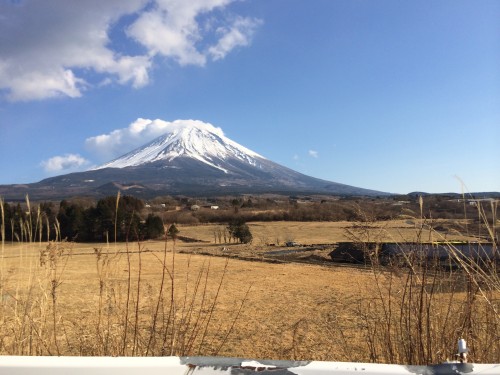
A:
0,121,387,199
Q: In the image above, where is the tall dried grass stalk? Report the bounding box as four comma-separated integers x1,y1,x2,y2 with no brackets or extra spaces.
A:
324,196,499,365
0,194,247,357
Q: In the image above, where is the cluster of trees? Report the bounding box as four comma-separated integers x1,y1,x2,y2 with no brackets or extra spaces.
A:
160,194,492,225
161,199,404,224
1,196,165,243
211,221,253,244
1,201,56,242
227,220,253,243
58,196,164,242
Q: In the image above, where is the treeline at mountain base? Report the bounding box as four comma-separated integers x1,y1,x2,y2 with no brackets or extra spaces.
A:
1,195,164,242
1,193,497,243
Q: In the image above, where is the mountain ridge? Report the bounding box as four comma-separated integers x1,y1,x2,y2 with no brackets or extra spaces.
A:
0,121,389,199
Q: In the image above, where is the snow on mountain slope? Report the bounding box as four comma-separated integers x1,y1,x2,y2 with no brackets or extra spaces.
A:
0,120,388,199
95,121,265,173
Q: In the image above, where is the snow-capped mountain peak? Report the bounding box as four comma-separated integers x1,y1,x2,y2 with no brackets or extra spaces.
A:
2,119,386,198
94,121,265,173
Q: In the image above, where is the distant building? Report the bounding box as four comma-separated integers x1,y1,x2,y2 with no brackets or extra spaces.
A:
329,242,498,268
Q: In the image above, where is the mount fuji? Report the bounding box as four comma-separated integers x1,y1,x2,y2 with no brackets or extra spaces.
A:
0,121,387,199
94,122,265,174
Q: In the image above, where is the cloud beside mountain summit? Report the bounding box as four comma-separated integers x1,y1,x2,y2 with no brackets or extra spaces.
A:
85,118,225,161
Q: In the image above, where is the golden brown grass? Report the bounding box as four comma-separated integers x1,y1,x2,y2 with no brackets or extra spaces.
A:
0,241,252,356
179,219,480,246
0,240,370,359
0,196,498,363
1,238,497,362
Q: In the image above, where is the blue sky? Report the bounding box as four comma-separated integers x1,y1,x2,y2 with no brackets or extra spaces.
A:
0,0,499,194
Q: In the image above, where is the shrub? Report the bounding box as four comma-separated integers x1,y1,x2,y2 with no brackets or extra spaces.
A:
227,220,253,244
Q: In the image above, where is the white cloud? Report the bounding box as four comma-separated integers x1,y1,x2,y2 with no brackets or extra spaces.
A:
308,150,319,158
0,0,148,101
41,154,90,172
4,69,87,101
127,0,261,66
0,0,261,101
208,16,262,61
85,118,224,160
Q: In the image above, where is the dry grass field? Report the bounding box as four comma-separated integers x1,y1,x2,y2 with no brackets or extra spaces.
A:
181,219,480,245
1,219,499,363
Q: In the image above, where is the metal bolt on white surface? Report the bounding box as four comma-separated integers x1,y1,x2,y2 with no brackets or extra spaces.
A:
458,338,468,363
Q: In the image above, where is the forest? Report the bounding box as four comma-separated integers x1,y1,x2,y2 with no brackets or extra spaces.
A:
1,195,164,242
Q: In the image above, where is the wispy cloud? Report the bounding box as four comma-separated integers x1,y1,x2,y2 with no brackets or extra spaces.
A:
0,0,261,101
41,154,90,173
308,150,319,158
208,16,262,61
85,118,224,161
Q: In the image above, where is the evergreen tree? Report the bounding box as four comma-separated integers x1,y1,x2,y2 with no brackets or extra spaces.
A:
58,200,85,240
227,220,252,244
144,214,164,239
3,203,26,242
